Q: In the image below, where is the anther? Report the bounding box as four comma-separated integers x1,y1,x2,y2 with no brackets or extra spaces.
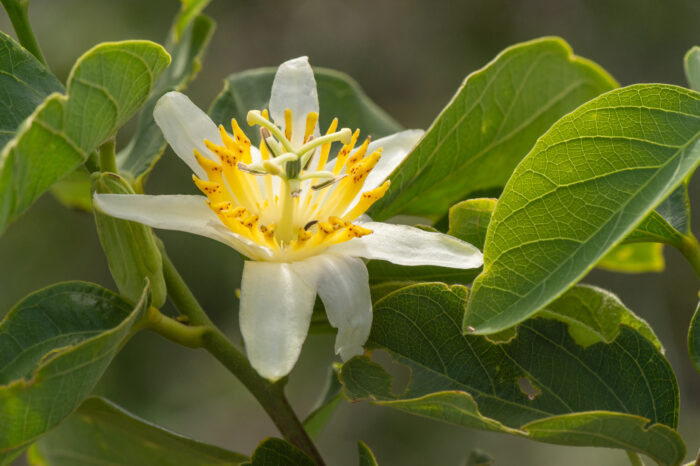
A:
312,174,347,190
304,220,318,230
237,162,267,175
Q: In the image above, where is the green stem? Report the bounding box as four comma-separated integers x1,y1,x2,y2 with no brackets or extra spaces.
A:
99,138,118,173
0,0,47,66
677,234,700,280
144,306,207,348
625,451,644,466
159,245,325,465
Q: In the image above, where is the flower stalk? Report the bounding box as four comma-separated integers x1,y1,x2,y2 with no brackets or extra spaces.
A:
0,0,47,66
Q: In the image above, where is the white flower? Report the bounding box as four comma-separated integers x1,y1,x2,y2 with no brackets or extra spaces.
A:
94,57,483,381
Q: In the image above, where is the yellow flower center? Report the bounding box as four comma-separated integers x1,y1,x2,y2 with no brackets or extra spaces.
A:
192,109,390,261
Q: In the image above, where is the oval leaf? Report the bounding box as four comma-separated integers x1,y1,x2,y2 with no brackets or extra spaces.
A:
0,282,149,464
370,37,616,221
0,40,170,234
31,397,247,465
340,283,683,466
465,84,700,334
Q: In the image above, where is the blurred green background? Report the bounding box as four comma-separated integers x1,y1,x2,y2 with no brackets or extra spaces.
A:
1,0,699,464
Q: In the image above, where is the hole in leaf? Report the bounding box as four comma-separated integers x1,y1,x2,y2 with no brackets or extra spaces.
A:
371,350,411,396
517,376,541,401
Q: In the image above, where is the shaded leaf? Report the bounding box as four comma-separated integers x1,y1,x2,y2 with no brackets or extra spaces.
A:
303,364,343,439
0,31,63,148
49,167,93,212
465,84,700,334
250,438,314,466
0,282,150,464
0,41,170,234
209,67,402,146
30,397,247,465
341,283,683,466
466,449,493,466
370,37,617,221
597,242,665,274
358,441,378,466
447,198,496,250
117,12,215,185
689,301,700,374
685,46,700,92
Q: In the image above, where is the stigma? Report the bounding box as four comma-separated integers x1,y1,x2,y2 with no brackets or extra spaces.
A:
192,108,389,261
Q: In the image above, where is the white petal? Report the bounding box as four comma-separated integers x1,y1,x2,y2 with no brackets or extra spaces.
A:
239,261,318,381
154,91,222,178
363,129,424,191
93,194,272,260
330,222,483,268
294,254,371,361
269,57,319,147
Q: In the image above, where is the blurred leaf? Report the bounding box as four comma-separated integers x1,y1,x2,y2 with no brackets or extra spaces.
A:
466,449,493,466
209,67,402,146
358,441,378,466
340,283,683,466
0,282,150,464
0,31,63,148
447,198,496,250
30,397,248,465
689,301,700,374
173,0,212,42
93,172,167,308
49,167,93,212
685,46,700,92
370,37,617,221
303,364,343,439
465,84,700,334
117,13,215,185
250,438,315,466
597,243,665,274
0,41,170,235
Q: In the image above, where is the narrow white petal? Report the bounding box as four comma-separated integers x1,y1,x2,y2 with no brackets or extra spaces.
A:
154,91,222,178
363,129,424,191
294,254,372,361
239,261,318,381
269,57,319,147
93,194,272,260
330,222,483,268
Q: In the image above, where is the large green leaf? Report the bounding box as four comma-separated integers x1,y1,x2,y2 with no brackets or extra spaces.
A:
685,46,700,92
369,37,617,221
209,67,402,145
0,31,63,148
249,438,314,466
0,41,170,234
117,12,215,185
465,84,700,334
689,301,700,374
341,283,684,466
30,397,248,465
0,282,150,464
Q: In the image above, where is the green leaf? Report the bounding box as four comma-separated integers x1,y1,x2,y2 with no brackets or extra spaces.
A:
303,364,343,439
0,282,150,464
0,31,63,148
369,37,617,221
0,41,170,234
30,397,248,465
48,167,94,212
597,242,665,273
465,84,700,334
685,46,700,92
209,67,402,146
689,301,700,374
117,13,215,185
358,441,378,466
340,283,684,466
447,198,496,250
250,438,315,466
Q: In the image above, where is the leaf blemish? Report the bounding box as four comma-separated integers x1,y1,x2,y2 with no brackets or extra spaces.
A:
517,377,541,401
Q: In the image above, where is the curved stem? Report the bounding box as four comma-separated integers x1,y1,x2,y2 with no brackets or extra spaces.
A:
99,138,118,173
158,244,325,465
0,0,47,66
678,233,700,280
625,451,644,466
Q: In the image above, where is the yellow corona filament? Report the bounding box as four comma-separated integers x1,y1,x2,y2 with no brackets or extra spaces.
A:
345,137,371,168
284,108,293,141
304,112,319,143
316,118,338,171
333,129,360,175
342,180,391,222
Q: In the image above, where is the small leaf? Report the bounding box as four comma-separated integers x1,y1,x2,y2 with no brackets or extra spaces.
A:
0,41,170,234
49,168,94,212
0,31,64,148
341,283,684,466
250,438,315,466
466,84,700,334
31,397,248,465
0,282,150,464
689,301,700,374
117,12,215,184
370,37,617,221
597,242,665,274
209,67,402,145
685,46,700,92
447,198,496,250
303,364,343,439
358,441,378,466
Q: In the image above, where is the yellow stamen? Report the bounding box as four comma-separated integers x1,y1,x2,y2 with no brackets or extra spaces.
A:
333,129,360,175
284,108,292,141
316,118,338,171
342,180,391,222
304,112,319,143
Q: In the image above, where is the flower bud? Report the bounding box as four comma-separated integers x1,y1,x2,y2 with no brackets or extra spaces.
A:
92,173,167,307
